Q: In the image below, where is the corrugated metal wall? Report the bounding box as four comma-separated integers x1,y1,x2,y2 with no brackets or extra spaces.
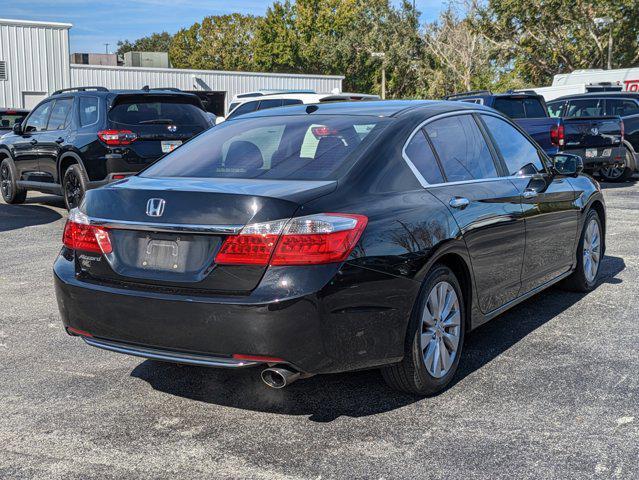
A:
0,19,71,108
70,64,344,112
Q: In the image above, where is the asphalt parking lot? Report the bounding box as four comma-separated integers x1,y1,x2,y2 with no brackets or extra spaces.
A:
1,180,638,479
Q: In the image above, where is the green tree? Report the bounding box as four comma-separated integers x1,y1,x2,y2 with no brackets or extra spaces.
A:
117,32,173,56
474,0,639,85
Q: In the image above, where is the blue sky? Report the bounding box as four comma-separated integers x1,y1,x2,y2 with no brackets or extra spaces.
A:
2,0,447,53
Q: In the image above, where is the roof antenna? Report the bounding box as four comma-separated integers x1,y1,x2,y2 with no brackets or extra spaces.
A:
306,105,318,114
142,85,150,91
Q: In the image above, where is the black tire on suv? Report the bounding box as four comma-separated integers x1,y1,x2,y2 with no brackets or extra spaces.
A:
63,164,89,210
0,158,27,204
599,148,635,182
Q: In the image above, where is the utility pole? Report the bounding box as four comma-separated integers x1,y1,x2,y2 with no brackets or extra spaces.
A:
104,43,110,54
594,17,613,69
371,52,386,99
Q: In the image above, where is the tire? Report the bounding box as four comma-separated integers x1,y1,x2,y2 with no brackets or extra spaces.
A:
63,164,88,210
599,148,634,182
0,158,27,204
562,209,603,292
382,264,465,395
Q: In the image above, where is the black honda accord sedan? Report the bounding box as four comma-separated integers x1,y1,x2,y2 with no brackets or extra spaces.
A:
54,100,605,395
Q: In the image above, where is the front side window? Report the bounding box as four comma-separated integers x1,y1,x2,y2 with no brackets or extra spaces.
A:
24,101,52,132
47,98,73,130
227,101,259,120
404,130,444,184
424,114,497,182
142,115,388,180
565,99,604,117
257,99,283,110
605,99,639,117
482,114,544,176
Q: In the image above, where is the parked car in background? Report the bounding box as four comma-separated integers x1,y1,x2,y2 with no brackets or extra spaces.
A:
219,90,380,123
55,100,605,396
548,92,639,181
449,90,625,176
0,108,29,133
0,86,211,209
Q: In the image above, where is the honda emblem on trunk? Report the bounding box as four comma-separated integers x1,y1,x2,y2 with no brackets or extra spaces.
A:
146,198,166,217
167,125,177,133
590,127,599,136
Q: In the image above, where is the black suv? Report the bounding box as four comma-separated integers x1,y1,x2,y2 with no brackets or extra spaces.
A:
0,87,211,208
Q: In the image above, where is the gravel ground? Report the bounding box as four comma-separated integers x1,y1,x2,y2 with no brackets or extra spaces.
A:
1,181,637,479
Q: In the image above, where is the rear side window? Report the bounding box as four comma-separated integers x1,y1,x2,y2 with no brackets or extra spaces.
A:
547,101,565,117
282,99,303,106
605,99,639,117
566,99,604,117
482,115,544,176
227,100,259,119
404,130,444,184
424,115,497,182
257,99,283,110
47,98,73,130
108,98,208,127
79,96,99,127
141,115,388,180
24,101,52,132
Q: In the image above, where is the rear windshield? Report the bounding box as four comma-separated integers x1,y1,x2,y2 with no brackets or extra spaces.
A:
493,97,546,118
141,115,388,180
108,97,209,127
0,113,28,129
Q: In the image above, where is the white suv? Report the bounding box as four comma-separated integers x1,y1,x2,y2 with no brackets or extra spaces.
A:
218,90,380,123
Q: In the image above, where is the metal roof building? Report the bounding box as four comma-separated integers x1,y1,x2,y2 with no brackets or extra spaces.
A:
0,18,344,114
0,18,72,109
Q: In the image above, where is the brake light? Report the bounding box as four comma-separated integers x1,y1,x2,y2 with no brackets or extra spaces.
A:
550,123,565,147
215,213,368,266
62,209,112,254
97,129,137,146
311,126,339,138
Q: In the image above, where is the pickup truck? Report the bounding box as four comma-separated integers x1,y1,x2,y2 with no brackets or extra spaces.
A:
447,90,624,174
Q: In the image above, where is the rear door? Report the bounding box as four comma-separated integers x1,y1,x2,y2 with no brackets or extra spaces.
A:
480,113,579,292
417,112,526,314
107,94,210,165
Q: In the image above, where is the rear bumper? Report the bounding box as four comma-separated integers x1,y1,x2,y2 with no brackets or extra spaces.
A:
54,253,415,374
564,146,625,170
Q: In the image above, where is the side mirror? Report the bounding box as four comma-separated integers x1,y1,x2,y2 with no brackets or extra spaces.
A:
550,153,583,177
12,122,23,135
215,116,225,125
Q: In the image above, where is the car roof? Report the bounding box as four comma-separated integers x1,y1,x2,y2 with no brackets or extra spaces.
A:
549,91,639,102
229,99,494,120
48,88,199,99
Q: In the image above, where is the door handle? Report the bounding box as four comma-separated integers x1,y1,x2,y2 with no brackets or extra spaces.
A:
449,197,470,209
30,138,38,145
522,189,538,199
55,137,64,144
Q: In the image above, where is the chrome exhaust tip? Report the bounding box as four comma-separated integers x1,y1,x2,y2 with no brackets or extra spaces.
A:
261,367,301,389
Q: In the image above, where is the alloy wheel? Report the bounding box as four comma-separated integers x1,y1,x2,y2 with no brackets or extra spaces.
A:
583,218,601,283
65,171,82,209
0,163,12,199
420,281,461,378
599,166,624,180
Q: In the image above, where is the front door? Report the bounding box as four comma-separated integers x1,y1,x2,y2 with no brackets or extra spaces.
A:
479,113,580,293
11,100,53,179
421,113,526,314
37,97,75,182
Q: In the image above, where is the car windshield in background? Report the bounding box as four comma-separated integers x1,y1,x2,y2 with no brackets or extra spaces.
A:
141,115,388,180
108,99,209,127
0,113,28,130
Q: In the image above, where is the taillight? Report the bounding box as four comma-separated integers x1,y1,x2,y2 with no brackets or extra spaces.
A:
97,129,137,146
550,123,565,148
215,213,368,266
62,209,112,254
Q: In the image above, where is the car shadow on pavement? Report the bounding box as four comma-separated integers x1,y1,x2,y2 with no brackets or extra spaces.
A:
0,199,63,232
131,254,626,423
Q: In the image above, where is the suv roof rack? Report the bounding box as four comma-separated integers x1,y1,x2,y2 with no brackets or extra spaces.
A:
444,90,492,100
140,86,183,92
52,86,109,95
236,89,316,99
